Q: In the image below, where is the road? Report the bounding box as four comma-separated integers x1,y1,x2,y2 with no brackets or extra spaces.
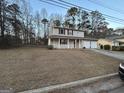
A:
109,86,124,93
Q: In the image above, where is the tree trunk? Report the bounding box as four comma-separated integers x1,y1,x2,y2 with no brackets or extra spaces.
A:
0,0,5,38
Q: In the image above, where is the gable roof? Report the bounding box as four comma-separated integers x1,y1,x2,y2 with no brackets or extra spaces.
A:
105,35,124,40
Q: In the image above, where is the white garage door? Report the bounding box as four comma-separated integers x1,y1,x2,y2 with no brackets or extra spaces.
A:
91,41,97,48
83,41,91,48
82,40,97,48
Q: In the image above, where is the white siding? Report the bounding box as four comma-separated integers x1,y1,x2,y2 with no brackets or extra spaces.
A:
77,31,84,37
53,28,59,35
50,28,84,38
112,41,119,46
60,45,68,49
73,31,84,37
51,39,59,48
69,40,75,48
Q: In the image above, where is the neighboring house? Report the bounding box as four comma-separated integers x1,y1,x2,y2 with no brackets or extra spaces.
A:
48,26,98,49
97,36,124,50
111,29,124,36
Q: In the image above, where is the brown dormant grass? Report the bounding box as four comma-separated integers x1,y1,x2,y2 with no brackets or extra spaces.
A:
0,48,120,92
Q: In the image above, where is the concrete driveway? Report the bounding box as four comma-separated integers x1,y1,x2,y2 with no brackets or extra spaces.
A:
109,86,124,93
91,49,124,61
91,49,124,93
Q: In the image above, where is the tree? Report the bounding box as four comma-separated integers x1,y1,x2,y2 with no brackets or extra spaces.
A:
0,0,6,38
41,18,48,38
35,11,41,37
67,7,78,28
77,10,90,32
90,11,108,38
41,8,47,19
53,20,61,27
63,19,70,28
49,13,63,27
108,28,113,34
20,0,33,44
7,3,21,38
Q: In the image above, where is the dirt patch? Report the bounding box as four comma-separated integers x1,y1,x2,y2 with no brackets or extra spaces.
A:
0,48,121,92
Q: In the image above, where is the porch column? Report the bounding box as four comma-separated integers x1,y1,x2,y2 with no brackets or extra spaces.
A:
75,39,77,48
79,39,80,48
58,38,60,48
67,39,69,48
48,38,51,45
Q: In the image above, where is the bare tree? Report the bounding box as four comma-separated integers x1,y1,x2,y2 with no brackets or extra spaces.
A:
35,11,41,37
90,11,108,38
41,8,48,38
41,8,47,19
49,13,63,27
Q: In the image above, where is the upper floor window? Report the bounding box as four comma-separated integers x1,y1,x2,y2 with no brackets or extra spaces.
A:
59,28,65,34
68,30,73,35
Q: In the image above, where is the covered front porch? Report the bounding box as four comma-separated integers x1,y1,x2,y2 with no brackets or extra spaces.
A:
48,38,82,49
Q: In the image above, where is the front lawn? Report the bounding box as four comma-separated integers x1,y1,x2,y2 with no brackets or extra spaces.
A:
0,48,120,92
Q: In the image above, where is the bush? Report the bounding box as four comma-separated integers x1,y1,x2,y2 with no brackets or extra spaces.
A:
48,45,54,50
112,46,120,51
0,35,22,49
100,45,103,49
112,46,124,51
120,46,124,51
104,45,111,50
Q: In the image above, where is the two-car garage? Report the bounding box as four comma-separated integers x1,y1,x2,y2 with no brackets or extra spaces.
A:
82,38,98,48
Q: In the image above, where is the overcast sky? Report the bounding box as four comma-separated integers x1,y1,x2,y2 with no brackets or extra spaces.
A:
30,0,124,29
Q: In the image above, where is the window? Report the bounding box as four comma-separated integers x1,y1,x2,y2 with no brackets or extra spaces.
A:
59,28,65,34
60,39,67,44
68,30,73,35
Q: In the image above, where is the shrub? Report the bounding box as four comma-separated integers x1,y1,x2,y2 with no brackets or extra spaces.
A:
104,45,111,50
0,35,22,49
120,46,124,51
100,45,103,49
48,45,54,50
112,46,124,51
112,46,120,51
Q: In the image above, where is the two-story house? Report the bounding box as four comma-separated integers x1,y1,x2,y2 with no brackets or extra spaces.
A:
48,26,98,49
48,26,84,49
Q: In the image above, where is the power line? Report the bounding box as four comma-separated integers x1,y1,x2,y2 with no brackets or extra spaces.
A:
39,0,68,9
88,0,124,15
56,0,124,23
41,0,124,24
58,0,124,22
38,0,124,25
47,0,71,8
58,0,91,11
106,19,124,25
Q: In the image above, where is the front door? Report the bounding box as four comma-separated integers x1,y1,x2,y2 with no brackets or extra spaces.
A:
74,40,75,48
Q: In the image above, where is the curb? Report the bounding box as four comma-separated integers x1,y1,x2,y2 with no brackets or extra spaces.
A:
18,73,121,93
